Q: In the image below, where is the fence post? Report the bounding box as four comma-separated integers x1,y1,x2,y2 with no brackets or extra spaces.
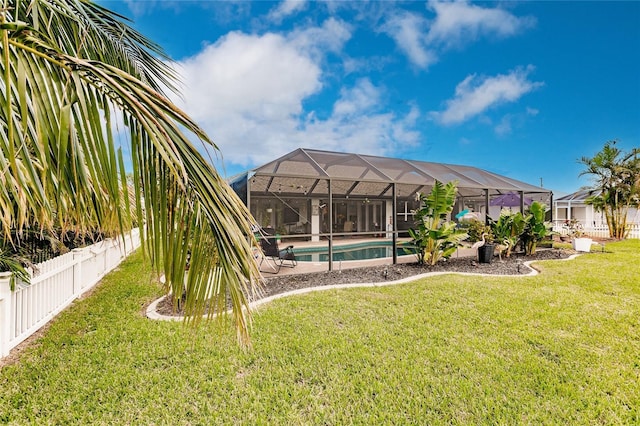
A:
0,272,13,358
72,248,84,297
109,238,119,271
103,239,110,273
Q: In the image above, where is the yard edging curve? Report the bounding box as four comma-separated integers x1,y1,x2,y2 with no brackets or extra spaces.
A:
146,254,582,322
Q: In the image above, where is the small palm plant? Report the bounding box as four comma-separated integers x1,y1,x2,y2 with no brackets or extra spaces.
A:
409,181,468,266
0,255,29,285
490,209,525,258
521,201,553,255
0,245,31,290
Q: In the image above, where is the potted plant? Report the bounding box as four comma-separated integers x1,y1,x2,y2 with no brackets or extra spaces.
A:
465,219,495,263
477,238,495,263
566,219,593,252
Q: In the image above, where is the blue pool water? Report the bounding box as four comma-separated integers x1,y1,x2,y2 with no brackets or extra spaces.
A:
295,242,416,262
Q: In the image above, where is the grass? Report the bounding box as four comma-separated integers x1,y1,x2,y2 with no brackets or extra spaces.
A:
1,241,639,424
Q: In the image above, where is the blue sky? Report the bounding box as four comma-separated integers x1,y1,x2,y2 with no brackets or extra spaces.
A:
102,0,639,195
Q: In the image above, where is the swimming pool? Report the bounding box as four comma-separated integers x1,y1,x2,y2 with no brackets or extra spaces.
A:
295,241,416,262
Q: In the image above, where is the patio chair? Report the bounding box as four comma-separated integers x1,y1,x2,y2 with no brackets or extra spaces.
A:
259,232,297,273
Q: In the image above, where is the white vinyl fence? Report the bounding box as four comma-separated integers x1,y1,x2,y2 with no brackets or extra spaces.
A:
553,222,640,239
0,228,141,358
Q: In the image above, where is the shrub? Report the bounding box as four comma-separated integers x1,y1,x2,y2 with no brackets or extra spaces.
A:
409,181,468,265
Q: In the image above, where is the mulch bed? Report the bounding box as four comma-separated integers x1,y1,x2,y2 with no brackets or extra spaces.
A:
155,248,579,317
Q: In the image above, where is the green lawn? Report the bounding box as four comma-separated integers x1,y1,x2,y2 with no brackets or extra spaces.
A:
1,241,639,424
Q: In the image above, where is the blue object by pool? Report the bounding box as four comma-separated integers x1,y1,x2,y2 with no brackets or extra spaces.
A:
455,209,470,219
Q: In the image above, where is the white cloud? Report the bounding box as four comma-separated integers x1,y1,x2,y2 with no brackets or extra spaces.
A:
289,17,352,58
431,66,543,125
382,1,535,69
268,0,308,22
123,0,161,16
495,115,513,136
392,104,421,145
332,79,380,117
306,80,421,156
426,0,536,48
303,98,421,158
381,12,437,69
175,32,320,122
495,107,540,136
170,21,420,168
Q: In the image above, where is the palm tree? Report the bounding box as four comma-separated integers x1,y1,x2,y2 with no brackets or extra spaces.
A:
579,141,640,239
1,0,261,343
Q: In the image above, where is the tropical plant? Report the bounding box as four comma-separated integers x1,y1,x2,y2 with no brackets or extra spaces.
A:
0,247,30,290
563,218,585,238
489,209,525,258
409,181,468,265
464,219,494,244
579,141,640,239
521,201,553,255
0,229,69,289
0,0,260,343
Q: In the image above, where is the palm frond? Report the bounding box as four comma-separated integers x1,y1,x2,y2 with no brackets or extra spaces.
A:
1,0,261,344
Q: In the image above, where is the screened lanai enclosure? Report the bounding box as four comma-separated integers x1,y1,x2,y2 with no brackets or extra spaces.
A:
230,148,552,242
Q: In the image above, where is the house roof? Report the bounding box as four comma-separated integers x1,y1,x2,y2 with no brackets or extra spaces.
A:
555,188,600,202
238,148,551,199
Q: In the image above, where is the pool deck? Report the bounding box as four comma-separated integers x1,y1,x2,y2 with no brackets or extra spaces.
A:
259,237,478,276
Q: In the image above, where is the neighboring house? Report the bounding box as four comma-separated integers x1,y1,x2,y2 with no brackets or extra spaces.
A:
553,189,640,238
554,189,606,227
